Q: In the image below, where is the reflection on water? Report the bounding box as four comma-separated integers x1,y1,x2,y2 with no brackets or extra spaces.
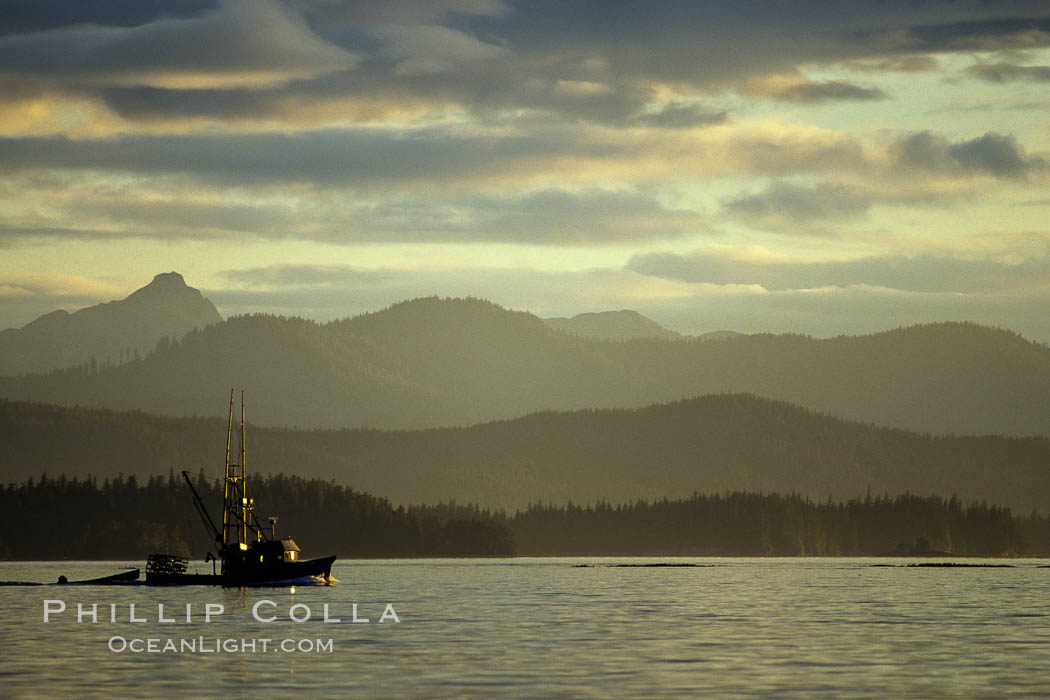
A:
2,558,1050,697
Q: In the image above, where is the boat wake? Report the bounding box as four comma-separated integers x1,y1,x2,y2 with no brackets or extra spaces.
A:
239,574,338,587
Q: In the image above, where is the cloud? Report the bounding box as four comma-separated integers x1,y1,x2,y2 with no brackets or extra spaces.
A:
0,118,1036,249
712,126,870,177
93,70,658,130
967,62,1050,83
841,55,940,74
0,1,216,37
723,182,873,228
634,104,727,129
0,174,704,245
70,197,303,239
4,2,1049,116
770,80,886,104
369,23,510,75
2,0,1044,136
452,2,1050,117
289,187,705,244
0,128,582,186
45,0,1039,130
0,224,135,244
221,264,397,288
289,0,510,27
0,0,359,89
96,81,457,131
717,169,985,232
310,188,703,245
950,133,1040,177
864,16,1050,53
893,131,1045,178
99,86,280,123
626,248,1050,295
0,116,877,188
469,189,706,244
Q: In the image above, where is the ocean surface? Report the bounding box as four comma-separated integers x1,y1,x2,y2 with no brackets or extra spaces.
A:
2,558,1049,698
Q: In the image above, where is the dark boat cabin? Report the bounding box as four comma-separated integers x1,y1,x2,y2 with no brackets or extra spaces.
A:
244,538,301,565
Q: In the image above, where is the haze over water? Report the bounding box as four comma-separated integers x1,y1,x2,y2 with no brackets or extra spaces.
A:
4,558,1049,698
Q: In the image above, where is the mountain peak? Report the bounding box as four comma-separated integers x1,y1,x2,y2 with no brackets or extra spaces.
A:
0,272,222,376
149,271,186,287
126,271,199,304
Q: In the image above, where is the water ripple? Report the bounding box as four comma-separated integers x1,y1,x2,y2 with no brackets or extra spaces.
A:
2,558,1050,697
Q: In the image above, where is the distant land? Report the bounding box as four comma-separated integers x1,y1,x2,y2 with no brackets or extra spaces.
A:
0,272,221,376
1,274,1048,436
2,396,1047,513
544,310,682,340
1,295,1047,435
543,310,738,343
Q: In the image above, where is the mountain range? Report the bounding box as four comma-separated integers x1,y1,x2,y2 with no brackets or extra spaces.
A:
1,274,1048,437
0,272,221,376
2,396,1046,513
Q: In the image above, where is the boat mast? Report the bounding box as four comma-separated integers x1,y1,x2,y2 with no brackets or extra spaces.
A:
220,389,257,566
240,390,248,547
222,389,235,551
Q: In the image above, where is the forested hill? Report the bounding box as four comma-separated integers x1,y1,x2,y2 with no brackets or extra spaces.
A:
0,298,1047,435
2,396,1047,514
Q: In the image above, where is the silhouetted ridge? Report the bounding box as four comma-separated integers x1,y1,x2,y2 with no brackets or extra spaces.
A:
2,396,1047,514
1,299,1047,435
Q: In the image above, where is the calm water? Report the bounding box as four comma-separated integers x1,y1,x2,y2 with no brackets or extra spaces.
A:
2,558,1049,698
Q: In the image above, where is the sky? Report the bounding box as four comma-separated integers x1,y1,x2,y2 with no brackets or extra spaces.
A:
0,0,1048,341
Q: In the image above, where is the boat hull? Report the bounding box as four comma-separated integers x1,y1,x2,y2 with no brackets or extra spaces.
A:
224,554,336,586
58,569,140,585
146,556,335,586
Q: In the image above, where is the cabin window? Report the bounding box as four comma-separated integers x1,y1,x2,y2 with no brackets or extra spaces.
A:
259,555,264,563
284,551,298,562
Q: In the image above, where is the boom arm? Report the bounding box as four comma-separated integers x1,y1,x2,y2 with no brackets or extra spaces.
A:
181,470,222,547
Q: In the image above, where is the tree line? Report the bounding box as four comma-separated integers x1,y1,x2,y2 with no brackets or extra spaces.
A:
500,491,1038,556
2,473,1048,559
0,471,515,560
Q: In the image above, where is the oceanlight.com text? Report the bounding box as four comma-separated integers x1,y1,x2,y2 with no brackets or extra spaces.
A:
107,636,334,654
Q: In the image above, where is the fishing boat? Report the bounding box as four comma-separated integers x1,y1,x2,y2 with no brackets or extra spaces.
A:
145,390,336,586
